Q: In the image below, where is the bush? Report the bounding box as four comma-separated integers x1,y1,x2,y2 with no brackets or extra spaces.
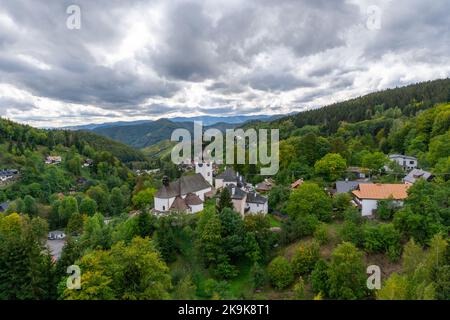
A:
250,262,267,289
293,277,306,300
292,241,320,276
333,193,352,218
311,259,329,295
339,221,364,247
281,214,319,244
363,223,402,261
267,256,294,289
286,182,333,222
327,242,368,299
314,223,329,244
376,198,399,220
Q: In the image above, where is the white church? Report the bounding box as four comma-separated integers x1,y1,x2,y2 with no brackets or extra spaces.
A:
153,162,268,216
153,163,214,214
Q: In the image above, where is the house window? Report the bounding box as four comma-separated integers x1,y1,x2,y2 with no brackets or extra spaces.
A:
410,160,415,164
163,206,165,211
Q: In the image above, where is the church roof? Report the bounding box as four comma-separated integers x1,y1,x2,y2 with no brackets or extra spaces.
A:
185,193,203,205
216,167,239,182
156,173,211,199
170,196,189,211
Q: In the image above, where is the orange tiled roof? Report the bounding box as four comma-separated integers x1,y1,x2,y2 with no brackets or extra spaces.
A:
290,179,304,189
352,183,410,200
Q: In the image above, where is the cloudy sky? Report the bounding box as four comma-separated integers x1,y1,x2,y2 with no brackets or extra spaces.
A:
0,0,449,127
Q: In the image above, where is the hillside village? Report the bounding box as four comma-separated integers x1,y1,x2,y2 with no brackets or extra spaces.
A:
0,80,449,301
150,151,431,220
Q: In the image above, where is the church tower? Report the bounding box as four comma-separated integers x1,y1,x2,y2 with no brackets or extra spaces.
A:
195,162,213,185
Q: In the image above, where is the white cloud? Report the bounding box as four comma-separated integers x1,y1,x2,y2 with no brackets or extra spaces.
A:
0,0,448,127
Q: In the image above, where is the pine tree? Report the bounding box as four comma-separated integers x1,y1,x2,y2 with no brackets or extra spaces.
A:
217,188,233,213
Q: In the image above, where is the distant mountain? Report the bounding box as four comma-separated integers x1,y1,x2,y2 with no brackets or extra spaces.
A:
64,120,154,131
170,114,285,126
63,114,285,131
89,119,239,149
67,114,286,149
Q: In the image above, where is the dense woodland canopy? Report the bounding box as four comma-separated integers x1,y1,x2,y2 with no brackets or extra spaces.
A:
0,79,449,300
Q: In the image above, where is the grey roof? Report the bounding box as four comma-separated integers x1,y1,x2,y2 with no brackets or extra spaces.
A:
0,169,18,176
216,168,239,182
226,184,247,200
335,181,371,194
170,196,189,211
48,230,65,235
389,154,417,161
256,181,272,191
0,202,9,212
156,173,211,199
185,193,203,205
403,169,433,184
246,192,268,204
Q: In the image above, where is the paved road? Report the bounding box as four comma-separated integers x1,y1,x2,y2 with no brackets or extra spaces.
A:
46,239,65,260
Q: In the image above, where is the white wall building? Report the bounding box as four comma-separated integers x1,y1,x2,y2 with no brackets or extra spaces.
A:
225,185,268,217
388,154,418,171
352,183,410,216
246,192,269,214
154,174,212,214
195,162,213,185
215,167,242,189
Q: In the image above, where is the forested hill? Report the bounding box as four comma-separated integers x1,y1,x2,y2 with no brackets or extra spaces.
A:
0,118,147,164
91,118,239,149
266,78,450,135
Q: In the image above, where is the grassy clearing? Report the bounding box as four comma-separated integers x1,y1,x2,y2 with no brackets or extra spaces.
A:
267,214,282,228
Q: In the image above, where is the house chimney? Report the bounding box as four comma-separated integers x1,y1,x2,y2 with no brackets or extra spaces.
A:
162,176,169,187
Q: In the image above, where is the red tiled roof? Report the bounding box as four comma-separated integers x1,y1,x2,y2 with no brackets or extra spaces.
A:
352,183,410,200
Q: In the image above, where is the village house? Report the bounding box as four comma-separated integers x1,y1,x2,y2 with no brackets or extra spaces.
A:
256,178,275,193
227,184,247,215
45,155,62,165
388,154,418,171
0,169,19,183
48,230,66,240
83,159,93,167
346,167,368,179
352,183,410,216
214,167,244,189
0,201,9,213
135,168,161,176
246,191,269,214
335,180,371,194
290,178,304,189
403,168,433,185
225,184,268,216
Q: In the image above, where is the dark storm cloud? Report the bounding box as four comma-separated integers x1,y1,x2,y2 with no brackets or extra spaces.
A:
361,0,450,60
0,0,449,125
243,72,316,92
0,0,178,109
0,97,37,114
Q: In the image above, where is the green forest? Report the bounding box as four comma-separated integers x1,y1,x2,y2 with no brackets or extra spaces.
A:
0,79,449,300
